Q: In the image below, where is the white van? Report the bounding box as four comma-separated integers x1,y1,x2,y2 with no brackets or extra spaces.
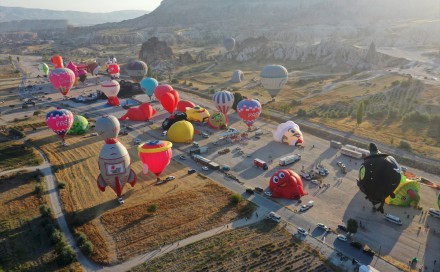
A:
384,214,402,225
267,212,281,223
428,208,440,218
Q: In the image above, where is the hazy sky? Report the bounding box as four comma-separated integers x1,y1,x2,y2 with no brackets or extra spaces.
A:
0,0,162,12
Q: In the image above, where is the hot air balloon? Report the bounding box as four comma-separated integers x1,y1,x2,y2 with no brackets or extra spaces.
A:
168,121,194,143
95,115,120,140
40,63,49,77
269,169,307,200
273,121,304,146
385,179,420,207
260,65,288,98
92,66,101,76
86,62,99,74
49,68,75,96
212,90,234,123
138,140,173,182
237,98,262,129
223,37,236,52
154,84,174,100
357,143,402,213
140,77,158,99
126,60,148,83
46,109,74,145
101,80,120,106
119,103,156,121
177,100,195,113
51,55,64,68
208,112,227,129
160,90,179,114
161,112,187,131
97,138,136,202
67,115,89,135
186,106,210,123
438,194,440,209
107,63,120,79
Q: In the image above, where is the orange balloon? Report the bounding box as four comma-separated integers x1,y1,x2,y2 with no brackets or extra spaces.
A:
51,55,64,68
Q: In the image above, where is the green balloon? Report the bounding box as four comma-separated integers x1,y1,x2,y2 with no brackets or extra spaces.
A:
41,63,49,76
438,193,440,209
68,115,89,135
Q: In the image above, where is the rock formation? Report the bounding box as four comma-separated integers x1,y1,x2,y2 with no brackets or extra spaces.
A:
139,37,174,64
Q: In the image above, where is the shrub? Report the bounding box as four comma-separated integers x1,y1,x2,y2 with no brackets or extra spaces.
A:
230,193,243,205
39,204,52,218
399,140,412,151
57,246,76,265
147,204,157,213
50,229,66,245
76,232,88,246
171,78,179,84
58,182,66,189
34,184,44,197
347,218,358,234
80,241,94,255
33,110,42,116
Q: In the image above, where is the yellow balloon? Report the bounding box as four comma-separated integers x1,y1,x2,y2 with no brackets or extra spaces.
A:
168,121,194,143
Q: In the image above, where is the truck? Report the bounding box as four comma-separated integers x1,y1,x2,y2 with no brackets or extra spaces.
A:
340,147,363,159
359,265,380,272
253,158,268,170
208,161,220,170
330,140,342,149
279,154,301,166
189,146,209,155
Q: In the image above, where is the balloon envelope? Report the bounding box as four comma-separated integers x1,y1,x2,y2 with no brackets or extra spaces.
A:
224,37,235,51
208,112,227,129
46,109,74,139
260,65,288,98
101,80,120,97
68,115,89,135
385,179,420,207
108,63,120,77
140,77,158,97
154,84,173,100
95,115,120,140
126,60,148,83
237,98,262,127
269,169,307,199
138,140,172,177
212,90,234,115
273,121,304,146
40,63,49,76
49,68,75,96
51,55,63,68
160,92,177,114
168,121,194,143
177,100,195,112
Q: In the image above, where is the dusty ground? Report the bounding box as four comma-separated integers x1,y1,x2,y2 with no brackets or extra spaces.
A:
130,220,335,272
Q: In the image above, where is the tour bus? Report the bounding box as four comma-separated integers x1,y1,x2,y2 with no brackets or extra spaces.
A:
340,147,363,159
428,208,440,218
384,214,402,225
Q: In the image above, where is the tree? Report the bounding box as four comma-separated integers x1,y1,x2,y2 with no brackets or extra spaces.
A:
147,66,153,78
347,218,358,234
356,102,364,126
16,56,20,62
8,55,12,63
232,92,244,111
230,193,243,205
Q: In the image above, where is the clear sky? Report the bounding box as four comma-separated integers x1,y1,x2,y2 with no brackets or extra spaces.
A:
0,0,162,13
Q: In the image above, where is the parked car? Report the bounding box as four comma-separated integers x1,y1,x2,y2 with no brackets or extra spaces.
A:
245,188,254,194
337,235,347,242
91,132,98,136
188,169,196,174
337,225,348,232
297,227,308,236
267,212,281,223
162,130,168,136
165,176,175,181
134,139,141,144
350,241,363,249
299,201,314,212
264,191,272,197
363,247,375,256
254,187,264,193
179,154,186,160
201,132,209,138
317,223,328,230
202,166,209,171
117,197,125,204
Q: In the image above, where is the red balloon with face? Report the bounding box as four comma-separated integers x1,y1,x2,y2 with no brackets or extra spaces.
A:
269,169,307,199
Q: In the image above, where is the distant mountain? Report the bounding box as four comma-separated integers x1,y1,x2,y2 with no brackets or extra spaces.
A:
0,6,149,26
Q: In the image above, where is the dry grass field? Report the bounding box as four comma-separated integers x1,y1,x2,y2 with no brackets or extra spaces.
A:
0,141,42,171
0,64,20,80
130,220,335,272
0,170,81,272
34,133,255,264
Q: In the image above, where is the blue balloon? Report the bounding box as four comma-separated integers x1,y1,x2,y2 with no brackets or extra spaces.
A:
140,78,158,98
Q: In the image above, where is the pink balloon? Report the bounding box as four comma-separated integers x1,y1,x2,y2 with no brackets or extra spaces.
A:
154,84,173,100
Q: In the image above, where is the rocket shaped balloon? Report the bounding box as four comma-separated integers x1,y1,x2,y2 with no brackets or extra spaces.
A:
97,138,136,198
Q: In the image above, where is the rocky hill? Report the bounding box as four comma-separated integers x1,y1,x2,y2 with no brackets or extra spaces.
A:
0,6,148,27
